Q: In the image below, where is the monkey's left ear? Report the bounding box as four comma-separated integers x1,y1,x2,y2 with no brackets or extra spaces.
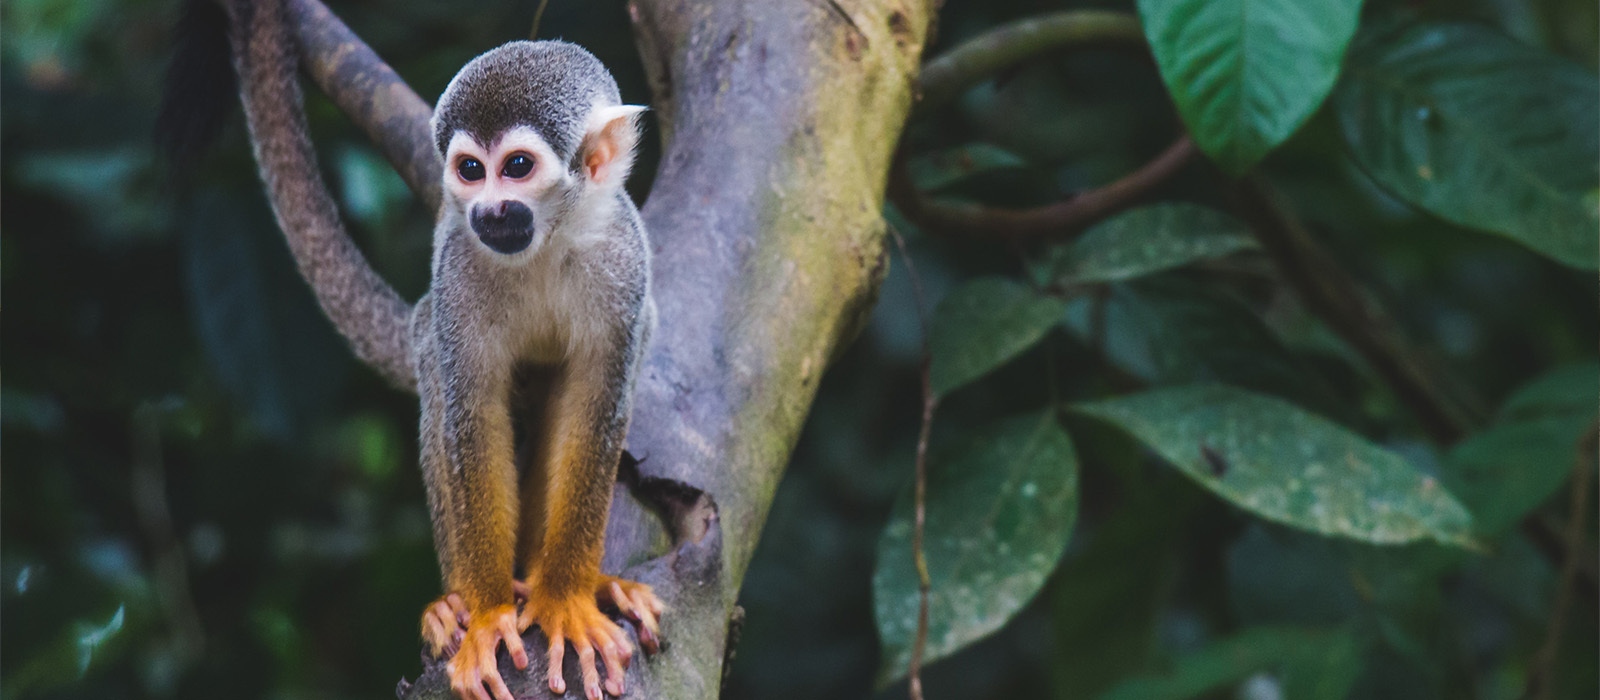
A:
578,105,647,186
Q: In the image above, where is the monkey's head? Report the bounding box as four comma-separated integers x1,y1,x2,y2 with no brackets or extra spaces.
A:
432,41,644,258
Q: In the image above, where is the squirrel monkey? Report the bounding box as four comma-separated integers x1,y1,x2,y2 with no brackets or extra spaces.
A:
220,1,664,698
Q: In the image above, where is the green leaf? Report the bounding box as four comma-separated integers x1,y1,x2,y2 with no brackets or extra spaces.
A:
874,412,1079,685
1442,363,1599,535
929,277,1067,395
1072,384,1476,547
76,605,124,675
1138,0,1364,173
1035,204,1258,285
1496,363,1600,423
908,143,1028,193
337,145,414,229
1098,626,1362,700
1337,22,1600,269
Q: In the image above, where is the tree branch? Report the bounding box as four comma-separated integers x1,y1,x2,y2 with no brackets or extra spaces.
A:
287,0,440,211
915,10,1143,115
1523,421,1598,700
889,136,1196,242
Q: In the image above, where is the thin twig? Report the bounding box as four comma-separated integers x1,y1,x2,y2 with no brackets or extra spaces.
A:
1232,176,1484,444
889,136,1197,243
1522,420,1599,700
528,0,551,39
130,403,206,667
887,224,938,700
915,10,1144,116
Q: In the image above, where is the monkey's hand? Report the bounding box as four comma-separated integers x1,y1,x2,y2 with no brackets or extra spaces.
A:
597,577,664,654
520,591,634,699
448,604,528,700
421,593,470,659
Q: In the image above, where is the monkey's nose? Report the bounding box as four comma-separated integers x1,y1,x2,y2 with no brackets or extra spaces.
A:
470,200,536,254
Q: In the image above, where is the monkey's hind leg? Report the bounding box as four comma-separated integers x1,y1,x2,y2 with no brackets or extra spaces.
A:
424,327,529,700
416,322,474,661
517,353,651,700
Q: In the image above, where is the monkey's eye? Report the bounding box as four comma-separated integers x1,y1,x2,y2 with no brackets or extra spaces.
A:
457,157,486,182
501,154,534,179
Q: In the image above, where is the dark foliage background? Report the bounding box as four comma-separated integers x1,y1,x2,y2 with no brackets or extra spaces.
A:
1,0,1594,699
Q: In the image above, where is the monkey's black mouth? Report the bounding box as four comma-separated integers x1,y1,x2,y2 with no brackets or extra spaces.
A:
471,200,536,254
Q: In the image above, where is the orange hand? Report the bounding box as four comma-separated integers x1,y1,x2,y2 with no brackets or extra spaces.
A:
597,577,664,654
421,593,469,659
521,592,633,699
448,604,528,700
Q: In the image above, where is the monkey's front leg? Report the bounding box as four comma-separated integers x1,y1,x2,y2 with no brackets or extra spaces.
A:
422,341,529,700
520,349,659,700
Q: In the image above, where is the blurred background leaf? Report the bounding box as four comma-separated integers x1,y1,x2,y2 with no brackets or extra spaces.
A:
1337,20,1600,269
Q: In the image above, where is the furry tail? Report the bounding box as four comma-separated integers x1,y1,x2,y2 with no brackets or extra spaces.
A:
228,0,417,391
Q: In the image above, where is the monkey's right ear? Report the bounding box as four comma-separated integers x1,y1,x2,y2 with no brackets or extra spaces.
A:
578,105,646,186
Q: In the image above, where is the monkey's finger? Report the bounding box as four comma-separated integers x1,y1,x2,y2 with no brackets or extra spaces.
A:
432,600,460,632
598,634,629,696
629,589,659,626
608,582,635,617
604,622,633,662
447,594,469,626
512,579,531,601
634,613,660,654
636,624,657,655
422,613,447,656
453,667,490,700
626,591,661,652
479,655,515,700
498,618,529,669
575,638,602,700
547,636,569,695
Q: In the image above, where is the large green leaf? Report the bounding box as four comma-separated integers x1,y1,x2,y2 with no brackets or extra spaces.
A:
1098,626,1362,700
874,412,1079,685
1337,22,1600,269
1443,363,1599,535
1073,384,1475,546
1138,0,1364,173
929,277,1067,395
1035,204,1258,285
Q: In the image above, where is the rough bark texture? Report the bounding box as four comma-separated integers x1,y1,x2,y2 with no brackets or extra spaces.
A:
276,0,933,697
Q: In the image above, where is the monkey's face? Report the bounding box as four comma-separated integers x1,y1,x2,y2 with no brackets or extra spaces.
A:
443,128,571,257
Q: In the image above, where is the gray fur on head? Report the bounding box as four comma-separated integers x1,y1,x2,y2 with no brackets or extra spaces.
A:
433,40,622,164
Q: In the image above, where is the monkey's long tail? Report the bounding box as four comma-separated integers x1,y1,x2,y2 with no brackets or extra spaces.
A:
229,0,418,391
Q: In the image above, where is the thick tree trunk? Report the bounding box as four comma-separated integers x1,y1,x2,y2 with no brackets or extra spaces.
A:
279,0,933,697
